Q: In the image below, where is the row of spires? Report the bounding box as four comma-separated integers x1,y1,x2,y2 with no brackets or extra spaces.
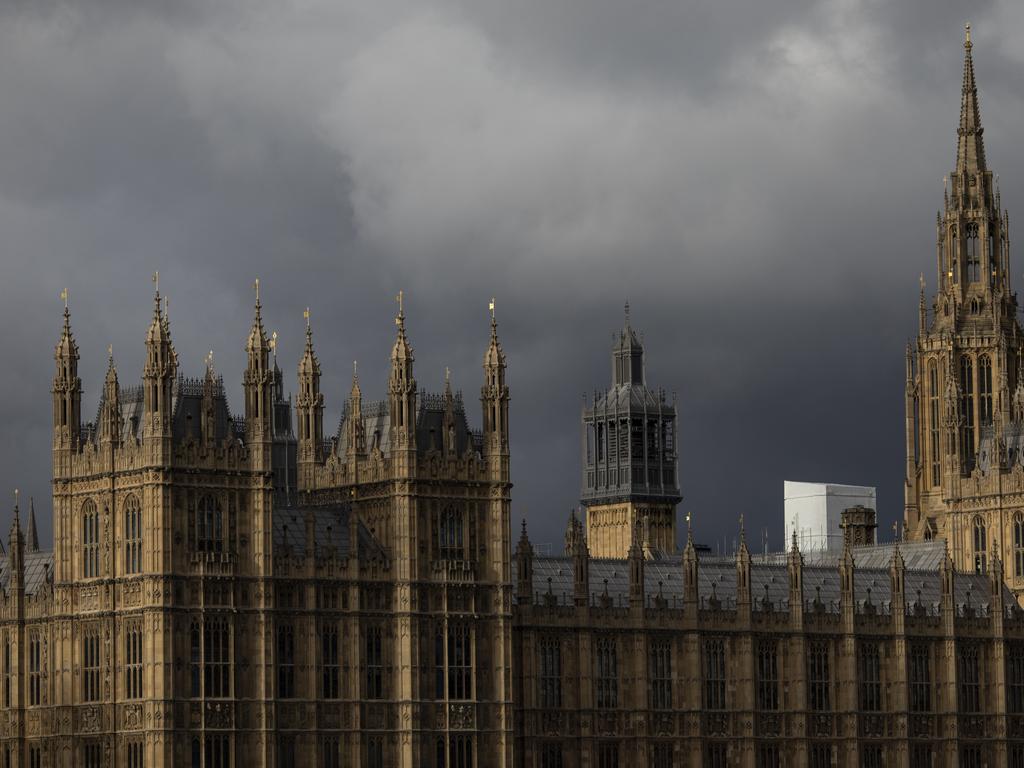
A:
52,279,507,450
514,508,1004,616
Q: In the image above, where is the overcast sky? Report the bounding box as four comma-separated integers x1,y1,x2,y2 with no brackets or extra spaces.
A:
2,1,1024,555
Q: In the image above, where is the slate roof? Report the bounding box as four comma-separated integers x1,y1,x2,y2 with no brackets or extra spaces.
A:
0,550,53,596
518,541,1016,615
335,392,483,459
272,504,385,562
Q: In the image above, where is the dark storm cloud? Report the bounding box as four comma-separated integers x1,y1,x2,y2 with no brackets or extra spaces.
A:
1,1,1022,553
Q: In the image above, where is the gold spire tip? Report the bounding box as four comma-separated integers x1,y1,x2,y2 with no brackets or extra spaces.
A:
965,22,971,46
270,331,278,355
396,289,404,316
489,297,496,320
253,278,260,304
152,271,159,294
303,307,310,327
60,288,68,308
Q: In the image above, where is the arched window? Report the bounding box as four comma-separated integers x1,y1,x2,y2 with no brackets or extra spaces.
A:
950,226,959,283
979,356,993,427
973,516,987,574
966,223,981,282
961,356,975,466
196,495,223,554
437,507,464,561
989,230,997,282
929,361,941,487
190,622,201,698
82,500,99,579
123,495,142,575
1015,513,1024,579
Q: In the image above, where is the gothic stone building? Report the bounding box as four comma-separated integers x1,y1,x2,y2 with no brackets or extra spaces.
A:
903,26,1024,599
4,24,1024,768
4,288,512,768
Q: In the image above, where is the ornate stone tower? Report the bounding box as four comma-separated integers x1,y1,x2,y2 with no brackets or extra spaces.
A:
581,305,680,558
905,26,1024,590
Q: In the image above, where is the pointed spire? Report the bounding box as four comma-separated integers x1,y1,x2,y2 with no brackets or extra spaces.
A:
298,308,320,378
956,22,987,176
392,289,413,364
26,498,38,553
99,348,122,445
350,359,361,400
55,289,78,361
515,517,534,605
246,278,269,355
484,297,506,369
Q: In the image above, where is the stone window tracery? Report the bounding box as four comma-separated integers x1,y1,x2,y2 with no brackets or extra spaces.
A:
649,638,672,711
365,625,384,700
979,355,993,426
929,361,941,486
28,634,41,707
908,642,931,712
858,641,881,712
595,636,618,709
807,640,831,711
756,639,779,711
82,499,99,579
958,642,981,713
967,223,981,281
703,638,727,710
124,494,142,575
539,637,561,709
437,506,465,561
961,355,976,466
82,632,100,702
196,494,223,554
125,625,143,699
321,622,340,699
973,516,988,574
1015,514,1024,579
277,623,295,698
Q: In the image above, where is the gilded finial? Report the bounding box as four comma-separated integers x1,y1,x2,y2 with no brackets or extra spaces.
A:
205,350,214,369
13,488,18,511
353,360,358,378
489,297,496,322
965,22,971,47
270,331,278,358
60,288,68,309
152,271,159,294
108,344,113,362
685,510,692,530
304,307,310,328
919,273,925,292
445,366,450,383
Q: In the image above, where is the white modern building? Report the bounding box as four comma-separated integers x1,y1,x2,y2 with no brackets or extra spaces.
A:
784,481,876,553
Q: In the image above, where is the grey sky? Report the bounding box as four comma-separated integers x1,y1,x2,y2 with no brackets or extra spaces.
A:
2,1,1024,553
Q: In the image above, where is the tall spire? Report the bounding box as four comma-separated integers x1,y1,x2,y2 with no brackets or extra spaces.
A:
52,289,82,455
296,308,324,483
956,22,987,176
99,348,121,446
26,497,39,553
